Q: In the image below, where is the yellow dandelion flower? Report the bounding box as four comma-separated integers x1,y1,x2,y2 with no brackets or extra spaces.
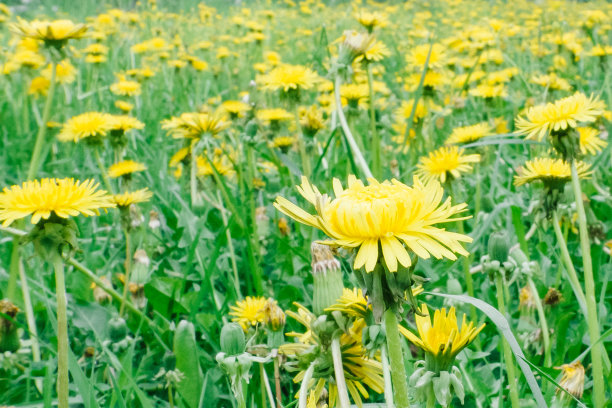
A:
162,112,229,139
271,136,295,151
42,60,76,85
0,178,115,227
256,108,294,123
11,18,87,44
115,100,134,112
109,115,144,132
531,73,572,92
394,99,428,123
196,155,234,177
110,78,142,97
258,64,319,93
469,84,507,98
108,160,147,178
515,92,604,140
229,296,268,330
399,304,484,363
555,361,585,399
445,122,493,145
513,158,591,187
406,43,447,69
416,146,481,184
112,188,152,208
219,100,251,117
355,10,388,30
58,112,114,143
577,127,607,155
28,76,50,97
274,176,471,273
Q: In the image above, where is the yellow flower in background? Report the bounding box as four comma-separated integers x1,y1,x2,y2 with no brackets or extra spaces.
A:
555,361,585,399
229,296,268,330
28,76,50,97
274,176,471,272
58,112,114,143
515,92,604,140
11,18,87,45
445,122,493,145
162,112,230,139
115,100,134,112
110,77,142,97
110,115,145,132
256,108,294,123
355,10,388,31
112,188,153,208
469,84,507,98
43,60,77,85
530,73,572,91
0,178,115,227
406,43,447,69
513,158,591,186
399,304,484,364
577,127,607,155
219,100,251,118
416,146,481,184
108,160,147,178
258,64,319,93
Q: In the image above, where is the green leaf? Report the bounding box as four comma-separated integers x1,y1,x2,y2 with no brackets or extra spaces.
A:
174,320,204,408
426,292,548,408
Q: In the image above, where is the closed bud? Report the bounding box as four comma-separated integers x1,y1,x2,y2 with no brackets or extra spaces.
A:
488,232,510,262
109,316,128,342
220,322,246,356
0,299,20,353
311,243,344,315
263,299,285,332
543,287,562,306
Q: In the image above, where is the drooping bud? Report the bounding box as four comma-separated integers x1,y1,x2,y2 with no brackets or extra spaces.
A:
0,299,20,352
543,287,562,306
220,322,246,356
311,242,344,315
555,361,585,400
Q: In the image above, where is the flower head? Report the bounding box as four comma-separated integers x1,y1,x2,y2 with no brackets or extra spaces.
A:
400,304,484,371
513,158,591,187
577,127,607,155
416,146,480,184
515,93,604,141
445,122,493,145
258,64,319,93
162,112,229,139
108,160,147,178
555,361,585,399
112,188,152,208
58,112,114,144
229,296,269,331
0,178,115,227
274,176,471,273
11,18,87,47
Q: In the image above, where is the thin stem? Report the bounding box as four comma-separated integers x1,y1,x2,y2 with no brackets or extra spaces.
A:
331,336,350,408
294,107,311,178
494,273,519,408
93,148,114,195
570,163,605,408
527,278,551,369
380,345,394,408
426,388,436,408
298,362,315,408
27,61,56,180
20,260,42,393
333,75,373,179
217,190,242,299
262,363,276,408
52,255,69,408
245,143,264,295
168,384,174,408
190,146,198,207
551,211,588,316
366,64,380,178
274,357,282,408
7,236,20,301
119,226,132,317
383,308,411,408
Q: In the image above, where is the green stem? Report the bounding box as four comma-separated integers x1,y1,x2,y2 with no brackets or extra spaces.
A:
551,211,588,317
383,308,411,408
245,144,264,295
570,163,605,408
119,226,131,317
331,336,350,408
168,384,174,408
294,107,311,178
273,357,282,408
27,61,56,180
93,148,114,195
20,259,42,393
52,255,69,408
7,236,20,301
259,363,267,408
381,345,394,408
494,273,519,408
190,146,198,207
298,362,315,408
217,190,242,299
366,64,380,179
426,388,436,408
527,278,551,370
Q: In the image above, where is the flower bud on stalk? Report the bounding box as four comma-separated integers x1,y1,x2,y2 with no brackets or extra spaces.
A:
311,243,344,316
0,300,20,353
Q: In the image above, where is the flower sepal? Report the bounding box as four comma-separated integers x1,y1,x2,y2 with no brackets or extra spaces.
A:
409,361,465,406
24,214,78,261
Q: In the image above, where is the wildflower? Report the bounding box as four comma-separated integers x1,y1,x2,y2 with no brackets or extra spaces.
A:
108,160,147,178
28,76,50,97
416,146,481,184
42,60,76,85
400,304,484,371
229,296,268,331
274,176,471,273
543,287,562,306
0,300,20,352
0,178,115,227
258,64,319,96
469,84,507,98
300,105,325,137
271,136,295,153
531,73,572,92
219,100,251,118
115,100,134,112
110,77,142,97
58,112,114,144
11,18,87,48
513,158,591,187
445,122,493,145
519,286,536,310
555,361,585,399
112,189,153,208
355,10,388,31
256,108,294,123
577,127,607,155
162,112,229,139
91,277,112,304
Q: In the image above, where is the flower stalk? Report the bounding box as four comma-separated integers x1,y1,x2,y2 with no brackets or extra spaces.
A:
52,253,69,408
27,61,56,180
384,308,411,408
366,64,380,178
331,336,351,408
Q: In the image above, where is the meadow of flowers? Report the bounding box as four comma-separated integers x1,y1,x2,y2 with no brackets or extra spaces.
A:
0,0,611,407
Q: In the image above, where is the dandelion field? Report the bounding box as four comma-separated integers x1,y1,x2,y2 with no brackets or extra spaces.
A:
0,0,611,407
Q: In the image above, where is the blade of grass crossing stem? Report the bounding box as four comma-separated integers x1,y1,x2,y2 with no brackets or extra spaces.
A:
313,127,339,175
426,292,548,408
402,40,433,145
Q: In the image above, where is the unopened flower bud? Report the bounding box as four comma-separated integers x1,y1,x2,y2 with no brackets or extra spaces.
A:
311,243,344,315
220,322,246,356
148,210,161,229
0,299,20,352
543,287,562,306
488,232,510,263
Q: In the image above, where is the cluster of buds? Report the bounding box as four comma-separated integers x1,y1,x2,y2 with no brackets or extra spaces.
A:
104,316,134,354
482,232,537,282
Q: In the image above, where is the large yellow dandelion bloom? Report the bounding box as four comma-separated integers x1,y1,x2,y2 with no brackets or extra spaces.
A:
108,160,147,178
445,122,493,145
399,304,484,360
416,146,481,184
513,158,591,187
162,112,229,139
58,112,114,143
515,93,604,140
0,178,115,227
229,296,269,330
11,18,88,43
577,127,607,155
274,176,471,273
112,188,152,207
258,64,319,92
